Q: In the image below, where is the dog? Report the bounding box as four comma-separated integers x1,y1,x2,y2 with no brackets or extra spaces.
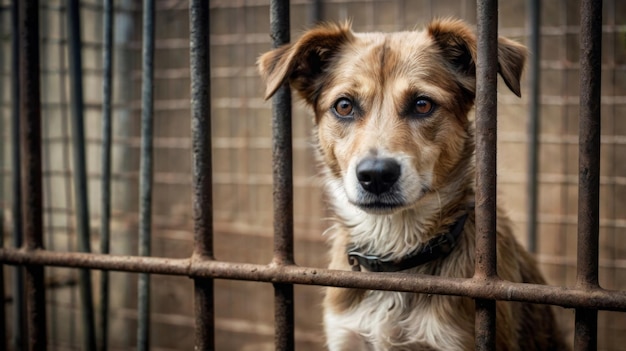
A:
259,18,570,351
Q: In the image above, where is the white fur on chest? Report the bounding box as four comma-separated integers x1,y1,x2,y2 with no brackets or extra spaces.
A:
324,291,467,351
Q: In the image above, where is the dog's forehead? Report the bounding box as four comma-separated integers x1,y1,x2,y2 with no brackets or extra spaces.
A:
344,30,436,71
332,30,449,89
318,29,454,108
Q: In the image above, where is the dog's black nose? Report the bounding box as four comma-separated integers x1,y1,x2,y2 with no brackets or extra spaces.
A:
356,157,401,195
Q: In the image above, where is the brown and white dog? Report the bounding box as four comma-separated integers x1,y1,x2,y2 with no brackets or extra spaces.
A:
259,18,570,351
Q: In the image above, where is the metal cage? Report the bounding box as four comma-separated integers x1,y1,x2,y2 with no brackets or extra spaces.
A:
1,0,625,350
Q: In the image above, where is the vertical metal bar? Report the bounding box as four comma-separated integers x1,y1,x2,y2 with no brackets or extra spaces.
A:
107,0,134,344
11,1,27,350
39,4,60,345
310,0,323,24
0,7,4,345
189,1,215,349
269,1,295,350
474,0,498,350
526,0,540,253
58,2,79,344
19,0,47,349
270,0,293,267
0,237,4,351
557,0,571,291
138,1,155,350
66,0,97,349
274,283,295,351
574,0,602,349
0,115,6,351
0,6,5,347
189,0,213,264
100,0,114,350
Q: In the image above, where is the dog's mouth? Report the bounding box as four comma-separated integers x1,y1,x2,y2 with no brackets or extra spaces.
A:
350,192,407,214
356,201,404,214
349,184,432,215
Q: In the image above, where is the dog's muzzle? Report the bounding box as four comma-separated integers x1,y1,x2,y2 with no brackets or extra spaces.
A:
356,157,401,195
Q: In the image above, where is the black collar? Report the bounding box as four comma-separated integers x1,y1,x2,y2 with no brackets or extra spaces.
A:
347,213,469,272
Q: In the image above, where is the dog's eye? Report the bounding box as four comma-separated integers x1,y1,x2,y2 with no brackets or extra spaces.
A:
414,98,434,116
333,98,354,118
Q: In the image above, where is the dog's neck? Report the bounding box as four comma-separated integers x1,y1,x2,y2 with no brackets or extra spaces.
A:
326,173,474,261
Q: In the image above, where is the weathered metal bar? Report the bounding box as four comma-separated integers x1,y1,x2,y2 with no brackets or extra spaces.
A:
193,278,214,350
474,0,499,349
273,282,294,351
11,0,26,349
0,4,6,348
138,0,156,350
270,0,294,268
475,298,495,351
526,0,540,253
0,141,6,351
474,0,499,283
100,0,114,349
0,207,4,351
19,1,47,350
269,0,295,349
66,0,97,349
189,0,215,349
0,255,4,350
2,248,626,312
575,0,602,349
310,0,323,24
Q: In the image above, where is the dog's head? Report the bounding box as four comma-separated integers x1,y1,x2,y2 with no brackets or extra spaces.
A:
258,19,526,215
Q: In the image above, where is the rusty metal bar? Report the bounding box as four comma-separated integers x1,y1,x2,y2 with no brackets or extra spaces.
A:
270,0,294,268
575,0,602,349
0,142,6,351
11,0,27,349
189,0,213,261
138,0,156,350
3,248,626,311
189,0,215,349
269,0,295,349
474,0,499,283
0,5,6,349
19,1,47,350
474,0,499,349
526,0,540,253
99,0,114,350
0,254,4,349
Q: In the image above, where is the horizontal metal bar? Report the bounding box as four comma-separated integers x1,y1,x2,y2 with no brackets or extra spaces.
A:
1,248,625,312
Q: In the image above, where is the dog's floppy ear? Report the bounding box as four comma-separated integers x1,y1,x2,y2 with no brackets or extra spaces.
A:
427,18,527,97
258,22,354,103
495,36,527,97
